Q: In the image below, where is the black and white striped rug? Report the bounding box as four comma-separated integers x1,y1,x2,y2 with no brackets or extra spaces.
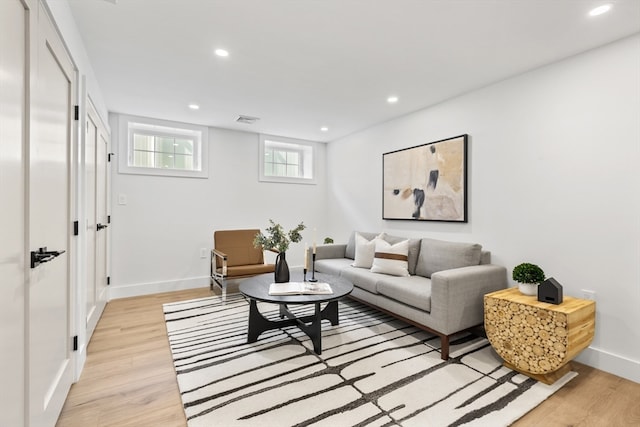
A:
163,294,575,427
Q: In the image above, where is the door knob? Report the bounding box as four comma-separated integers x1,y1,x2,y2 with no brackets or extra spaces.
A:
97,223,108,231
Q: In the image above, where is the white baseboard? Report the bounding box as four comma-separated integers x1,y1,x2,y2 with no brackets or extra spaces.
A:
575,346,640,384
108,276,209,300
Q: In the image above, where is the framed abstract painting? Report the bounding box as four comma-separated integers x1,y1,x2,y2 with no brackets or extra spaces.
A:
383,134,468,222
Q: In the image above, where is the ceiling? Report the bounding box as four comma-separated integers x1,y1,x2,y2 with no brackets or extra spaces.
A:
66,0,640,142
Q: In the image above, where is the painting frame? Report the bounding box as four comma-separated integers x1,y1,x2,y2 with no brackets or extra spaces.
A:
382,134,468,222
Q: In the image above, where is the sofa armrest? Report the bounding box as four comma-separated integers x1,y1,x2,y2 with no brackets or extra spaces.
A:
430,264,507,334
313,244,347,260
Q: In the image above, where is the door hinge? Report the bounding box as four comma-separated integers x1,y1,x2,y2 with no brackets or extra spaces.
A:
108,152,114,162
72,335,78,351
107,276,111,285
74,105,79,121
73,220,79,236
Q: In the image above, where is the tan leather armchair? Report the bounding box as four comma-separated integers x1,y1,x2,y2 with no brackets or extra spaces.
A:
210,229,276,301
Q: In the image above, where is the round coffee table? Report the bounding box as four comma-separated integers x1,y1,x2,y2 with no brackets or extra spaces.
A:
238,268,353,354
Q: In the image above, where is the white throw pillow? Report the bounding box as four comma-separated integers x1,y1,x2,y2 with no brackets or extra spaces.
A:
370,239,410,277
352,232,386,269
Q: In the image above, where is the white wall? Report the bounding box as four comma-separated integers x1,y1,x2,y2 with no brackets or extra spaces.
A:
108,117,328,298
326,34,640,383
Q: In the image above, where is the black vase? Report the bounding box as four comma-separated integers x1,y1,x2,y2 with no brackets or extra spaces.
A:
274,252,290,283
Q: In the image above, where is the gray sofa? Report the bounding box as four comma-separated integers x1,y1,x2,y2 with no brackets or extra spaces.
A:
312,231,507,359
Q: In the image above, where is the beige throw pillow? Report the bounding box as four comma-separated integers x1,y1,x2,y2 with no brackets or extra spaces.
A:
370,239,410,277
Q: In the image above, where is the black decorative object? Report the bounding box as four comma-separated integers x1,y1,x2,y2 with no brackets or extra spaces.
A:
274,252,290,283
30,247,66,269
309,253,318,282
537,277,563,305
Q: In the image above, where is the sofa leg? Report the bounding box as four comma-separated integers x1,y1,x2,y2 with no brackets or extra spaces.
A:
440,335,450,360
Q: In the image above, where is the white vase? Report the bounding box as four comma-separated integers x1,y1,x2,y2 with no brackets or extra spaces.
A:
518,282,538,296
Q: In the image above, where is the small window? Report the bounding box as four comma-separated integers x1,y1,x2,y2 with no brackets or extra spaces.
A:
117,114,208,178
131,131,196,170
259,135,316,184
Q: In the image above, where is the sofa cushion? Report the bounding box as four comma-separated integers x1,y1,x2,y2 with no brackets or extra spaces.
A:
352,232,386,268
370,239,410,277
377,275,432,312
415,238,482,278
340,266,382,294
480,250,491,265
345,231,380,260
314,258,353,277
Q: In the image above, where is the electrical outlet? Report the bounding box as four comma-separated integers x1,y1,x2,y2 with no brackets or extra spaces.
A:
118,193,127,205
200,248,208,259
581,289,596,301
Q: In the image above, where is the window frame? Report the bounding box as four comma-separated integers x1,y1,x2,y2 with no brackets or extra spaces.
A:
117,114,209,178
259,134,317,185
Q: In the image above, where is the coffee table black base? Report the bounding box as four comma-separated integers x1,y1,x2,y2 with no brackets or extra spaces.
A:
247,300,339,354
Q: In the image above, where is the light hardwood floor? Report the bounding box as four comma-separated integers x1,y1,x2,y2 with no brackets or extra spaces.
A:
56,287,640,427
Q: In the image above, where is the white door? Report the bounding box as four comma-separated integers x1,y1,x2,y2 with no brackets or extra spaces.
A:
0,0,29,425
28,3,76,426
85,105,97,325
85,100,108,336
95,123,109,309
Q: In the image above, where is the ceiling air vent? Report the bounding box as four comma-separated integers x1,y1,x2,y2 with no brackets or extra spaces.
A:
236,115,260,124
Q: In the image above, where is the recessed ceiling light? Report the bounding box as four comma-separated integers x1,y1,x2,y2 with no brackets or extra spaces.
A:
387,96,399,104
320,127,328,132
215,48,229,57
188,103,200,110
589,4,612,16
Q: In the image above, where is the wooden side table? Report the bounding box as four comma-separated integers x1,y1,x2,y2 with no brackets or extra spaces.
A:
484,287,595,384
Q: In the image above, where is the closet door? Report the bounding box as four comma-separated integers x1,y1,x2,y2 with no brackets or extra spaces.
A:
95,119,109,315
85,100,109,337
28,2,76,425
0,0,29,425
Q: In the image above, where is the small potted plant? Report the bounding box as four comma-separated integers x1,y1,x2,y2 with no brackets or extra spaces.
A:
512,262,545,296
253,220,305,254
254,220,305,283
